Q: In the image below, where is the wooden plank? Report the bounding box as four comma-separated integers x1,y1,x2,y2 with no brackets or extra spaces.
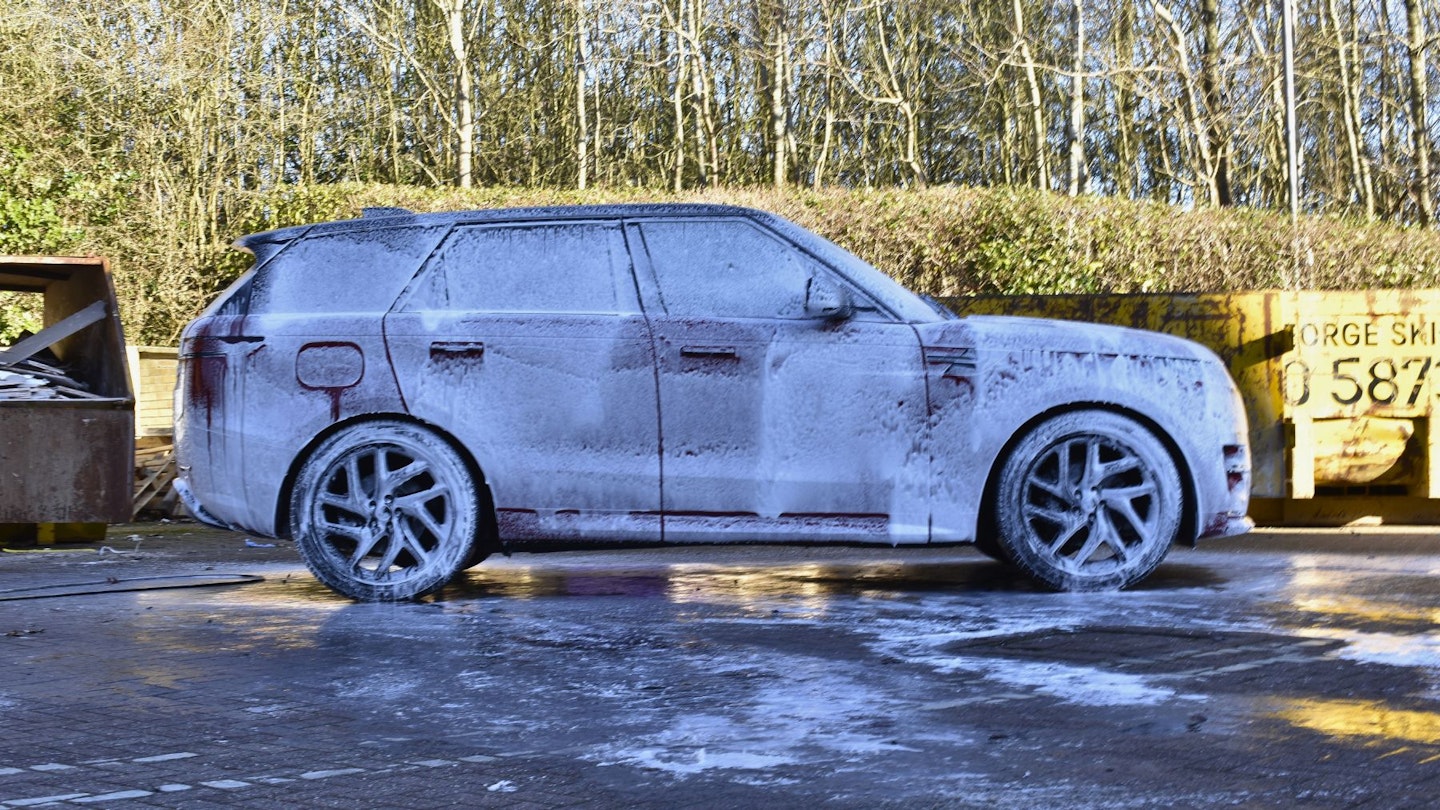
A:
18,358,68,376
136,444,174,458
50,385,104,400
0,300,106,367
8,368,86,389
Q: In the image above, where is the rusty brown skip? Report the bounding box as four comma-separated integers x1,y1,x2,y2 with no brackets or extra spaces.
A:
0,256,134,524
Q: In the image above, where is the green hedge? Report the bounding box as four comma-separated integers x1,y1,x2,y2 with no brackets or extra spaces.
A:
57,184,1440,343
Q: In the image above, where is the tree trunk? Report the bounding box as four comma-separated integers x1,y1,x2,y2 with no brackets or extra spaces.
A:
770,1,788,188
1112,2,1138,198
1155,2,1218,205
671,0,687,193
1199,0,1231,205
1377,0,1399,217
441,0,473,188
575,0,590,190
1405,0,1434,225
1066,0,1086,196
1012,0,1049,191
1326,0,1373,217
686,1,716,186
812,3,836,189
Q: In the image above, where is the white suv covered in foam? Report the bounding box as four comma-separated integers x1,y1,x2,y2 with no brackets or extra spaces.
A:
176,204,1251,600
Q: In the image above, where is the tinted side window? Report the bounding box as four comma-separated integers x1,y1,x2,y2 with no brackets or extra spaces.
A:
638,219,819,319
249,225,445,314
409,222,632,314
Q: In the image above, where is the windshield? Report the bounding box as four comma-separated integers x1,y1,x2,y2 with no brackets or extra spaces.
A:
919,294,959,320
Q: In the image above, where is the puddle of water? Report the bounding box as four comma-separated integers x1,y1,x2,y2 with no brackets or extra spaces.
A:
589,652,921,778
1274,698,1440,747
1301,626,1440,672
445,558,1017,603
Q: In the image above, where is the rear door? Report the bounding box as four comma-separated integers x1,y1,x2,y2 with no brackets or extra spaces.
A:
383,220,661,542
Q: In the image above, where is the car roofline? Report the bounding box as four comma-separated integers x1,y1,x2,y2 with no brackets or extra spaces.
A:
232,203,782,250
230,202,943,324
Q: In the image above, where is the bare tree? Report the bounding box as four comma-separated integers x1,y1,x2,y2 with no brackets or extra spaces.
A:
1199,0,1231,205
10,0,1440,247
344,0,478,188
1011,0,1049,191
1154,1,1221,205
1405,0,1435,224
575,0,591,189
1066,0,1087,196
1324,0,1375,216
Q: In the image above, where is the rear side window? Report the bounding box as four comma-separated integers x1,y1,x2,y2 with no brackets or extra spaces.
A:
406,222,633,314
247,225,446,315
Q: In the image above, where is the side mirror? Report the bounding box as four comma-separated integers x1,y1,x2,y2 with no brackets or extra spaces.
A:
805,276,854,321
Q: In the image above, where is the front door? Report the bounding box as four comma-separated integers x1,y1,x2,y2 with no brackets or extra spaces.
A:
630,217,929,544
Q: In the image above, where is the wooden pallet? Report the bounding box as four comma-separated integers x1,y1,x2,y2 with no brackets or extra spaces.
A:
133,443,177,519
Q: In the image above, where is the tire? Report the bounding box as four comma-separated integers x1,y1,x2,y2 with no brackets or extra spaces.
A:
290,420,481,601
994,410,1182,592
972,533,1014,565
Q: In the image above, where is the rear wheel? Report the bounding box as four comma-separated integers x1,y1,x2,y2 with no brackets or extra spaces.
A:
972,532,1013,565
995,411,1182,591
290,420,480,601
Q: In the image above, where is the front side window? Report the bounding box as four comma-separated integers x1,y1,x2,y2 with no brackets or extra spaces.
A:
638,219,823,319
408,222,632,314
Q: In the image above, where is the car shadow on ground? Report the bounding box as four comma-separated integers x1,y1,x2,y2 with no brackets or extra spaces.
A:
420,556,1226,604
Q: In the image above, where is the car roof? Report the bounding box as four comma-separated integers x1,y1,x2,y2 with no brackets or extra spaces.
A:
233,203,943,323
233,203,788,250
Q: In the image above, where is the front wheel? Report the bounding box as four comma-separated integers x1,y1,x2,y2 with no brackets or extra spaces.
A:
290,420,480,601
995,411,1183,592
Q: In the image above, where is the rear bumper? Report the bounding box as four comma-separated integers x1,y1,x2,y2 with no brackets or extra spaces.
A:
174,477,243,533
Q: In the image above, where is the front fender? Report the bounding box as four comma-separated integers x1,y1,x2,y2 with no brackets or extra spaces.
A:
924,322,1249,543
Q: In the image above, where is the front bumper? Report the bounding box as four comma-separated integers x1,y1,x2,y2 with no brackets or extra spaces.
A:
1201,513,1255,541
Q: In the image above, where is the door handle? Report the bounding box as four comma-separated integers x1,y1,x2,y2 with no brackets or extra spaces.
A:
680,346,737,359
429,341,485,360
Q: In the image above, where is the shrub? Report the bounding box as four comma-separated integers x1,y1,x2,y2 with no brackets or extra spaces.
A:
53,183,1440,344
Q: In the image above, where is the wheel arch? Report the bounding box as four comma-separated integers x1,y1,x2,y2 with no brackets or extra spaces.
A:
273,413,499,552
976,402,1199,548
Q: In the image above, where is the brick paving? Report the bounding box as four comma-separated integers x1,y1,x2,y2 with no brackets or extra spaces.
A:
4,523,1440,807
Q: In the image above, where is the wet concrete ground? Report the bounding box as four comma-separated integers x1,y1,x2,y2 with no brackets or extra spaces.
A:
3,523,1440,808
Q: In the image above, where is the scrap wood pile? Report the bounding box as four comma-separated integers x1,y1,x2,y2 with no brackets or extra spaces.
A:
0,358,101,401
0,300,107,402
